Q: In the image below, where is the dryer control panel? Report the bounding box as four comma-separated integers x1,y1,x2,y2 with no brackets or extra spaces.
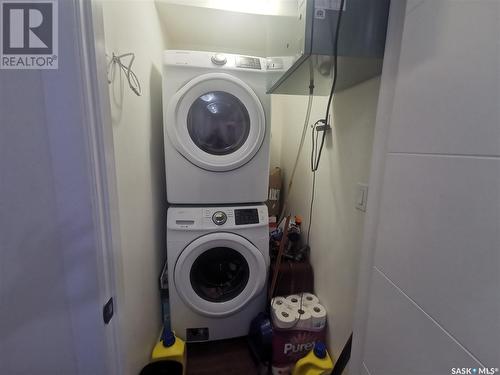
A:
167,205,268,230
163,50,268,73
235,56,261,70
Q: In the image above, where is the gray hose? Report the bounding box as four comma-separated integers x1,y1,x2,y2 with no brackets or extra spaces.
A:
278,90,314,223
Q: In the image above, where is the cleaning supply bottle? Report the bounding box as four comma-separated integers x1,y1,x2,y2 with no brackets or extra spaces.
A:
150,327,187,375
292,341,334,375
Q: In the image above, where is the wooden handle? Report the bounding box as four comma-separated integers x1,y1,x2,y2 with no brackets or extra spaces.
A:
268,215,291,302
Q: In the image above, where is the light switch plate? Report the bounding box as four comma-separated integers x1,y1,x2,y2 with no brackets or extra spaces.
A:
356,183,368,212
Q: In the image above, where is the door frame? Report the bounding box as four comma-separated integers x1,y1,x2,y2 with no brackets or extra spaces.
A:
349,1,407,373
75,0,124,373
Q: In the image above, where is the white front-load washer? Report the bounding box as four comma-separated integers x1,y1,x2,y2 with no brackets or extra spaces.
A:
163,50,271,204
166,204,269,342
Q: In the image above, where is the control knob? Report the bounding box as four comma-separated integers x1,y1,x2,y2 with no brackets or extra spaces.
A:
212,211,227,225
211,53,227,65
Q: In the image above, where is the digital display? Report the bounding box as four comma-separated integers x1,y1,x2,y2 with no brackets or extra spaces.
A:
234,209,259,225
236,56,261,70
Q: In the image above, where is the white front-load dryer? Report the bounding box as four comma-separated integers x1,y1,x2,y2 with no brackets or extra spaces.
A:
162,50,271,204
166,205,269,342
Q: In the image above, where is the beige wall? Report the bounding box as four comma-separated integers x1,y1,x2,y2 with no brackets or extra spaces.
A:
271,77,380,359
101,1,167,373
154,2,296,58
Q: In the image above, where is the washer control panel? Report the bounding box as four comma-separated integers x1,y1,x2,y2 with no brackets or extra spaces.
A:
212,211,227,225
167,206,268,230
234,208,259,225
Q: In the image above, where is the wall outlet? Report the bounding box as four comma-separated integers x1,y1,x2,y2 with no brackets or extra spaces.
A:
355,183,368,212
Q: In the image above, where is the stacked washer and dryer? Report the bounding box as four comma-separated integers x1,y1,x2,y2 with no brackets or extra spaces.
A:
162,50,272,342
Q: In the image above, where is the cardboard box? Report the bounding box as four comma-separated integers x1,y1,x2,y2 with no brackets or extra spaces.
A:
267,167,282,217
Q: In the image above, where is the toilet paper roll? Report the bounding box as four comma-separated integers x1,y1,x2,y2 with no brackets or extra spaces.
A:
285,294,301,308
272,306,298,329
300,292,319,307
295,307,312,330
271,296,288,311
308,303,327,330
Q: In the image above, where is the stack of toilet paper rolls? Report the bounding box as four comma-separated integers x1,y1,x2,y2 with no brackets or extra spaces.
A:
271,293,327,331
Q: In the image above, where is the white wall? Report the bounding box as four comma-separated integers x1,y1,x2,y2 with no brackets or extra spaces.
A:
271,76,381,360
155,0,298,17
269,110,284,169
100,1,167,373
0,1,117,374
353,1,500,374
155,2,297,57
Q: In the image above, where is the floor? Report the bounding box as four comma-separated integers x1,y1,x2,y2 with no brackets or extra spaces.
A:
186,337,259,374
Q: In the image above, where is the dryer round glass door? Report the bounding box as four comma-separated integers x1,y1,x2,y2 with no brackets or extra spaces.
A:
174,232,267,317
166,73,266,172
187,91,250,156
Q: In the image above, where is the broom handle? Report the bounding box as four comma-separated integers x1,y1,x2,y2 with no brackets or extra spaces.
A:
268,215,291,302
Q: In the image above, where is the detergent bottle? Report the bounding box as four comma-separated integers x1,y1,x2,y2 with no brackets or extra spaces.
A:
292,341,334,375
148,328,186,375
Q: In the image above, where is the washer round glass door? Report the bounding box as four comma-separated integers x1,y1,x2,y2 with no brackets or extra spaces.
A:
174,232,267,317
166,73,266,171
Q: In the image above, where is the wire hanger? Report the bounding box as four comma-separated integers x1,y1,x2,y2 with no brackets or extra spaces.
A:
107,52,142,96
